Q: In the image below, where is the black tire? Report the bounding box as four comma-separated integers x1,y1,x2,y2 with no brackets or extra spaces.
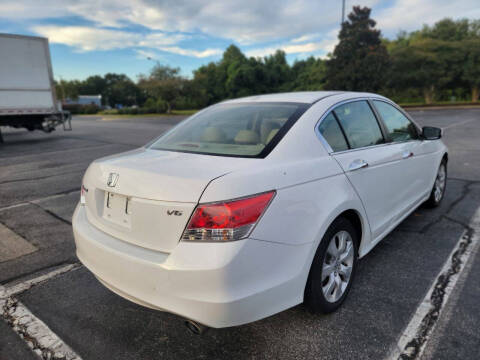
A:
304,217,358,313
425,159,447,208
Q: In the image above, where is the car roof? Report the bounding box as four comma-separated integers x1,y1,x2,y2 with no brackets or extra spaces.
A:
220,91,385,104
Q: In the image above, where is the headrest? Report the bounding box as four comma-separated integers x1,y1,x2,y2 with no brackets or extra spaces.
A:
200,127,227,143
234,130,260,144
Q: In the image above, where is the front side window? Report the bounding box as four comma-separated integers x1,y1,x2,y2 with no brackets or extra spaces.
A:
318,113,349,152
149,102,307,157
333,101,384,149
373,100,418,142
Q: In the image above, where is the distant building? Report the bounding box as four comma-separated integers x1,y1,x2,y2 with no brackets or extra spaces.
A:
65,95,102,107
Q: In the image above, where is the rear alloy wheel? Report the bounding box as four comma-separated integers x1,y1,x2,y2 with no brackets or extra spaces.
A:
426,160,447,207
305,217,358,313
321,231,354,303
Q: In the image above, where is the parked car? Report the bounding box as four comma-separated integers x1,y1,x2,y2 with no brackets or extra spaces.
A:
72,91,447,332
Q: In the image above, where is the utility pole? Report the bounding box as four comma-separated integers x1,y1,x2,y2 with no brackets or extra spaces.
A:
341,0,346,25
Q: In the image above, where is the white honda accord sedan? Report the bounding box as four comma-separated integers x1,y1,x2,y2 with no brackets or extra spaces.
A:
72,91,447,330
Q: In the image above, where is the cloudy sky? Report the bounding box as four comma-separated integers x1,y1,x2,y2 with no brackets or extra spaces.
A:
1,0,479,80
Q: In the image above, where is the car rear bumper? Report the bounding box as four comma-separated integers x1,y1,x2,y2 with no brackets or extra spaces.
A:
72,204,313,328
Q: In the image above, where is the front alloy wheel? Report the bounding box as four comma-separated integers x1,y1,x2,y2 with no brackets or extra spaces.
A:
426,159,447,207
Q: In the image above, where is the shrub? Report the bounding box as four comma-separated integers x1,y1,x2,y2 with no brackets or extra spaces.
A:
62,103,100,114
156,98,167,113
143,98,157,113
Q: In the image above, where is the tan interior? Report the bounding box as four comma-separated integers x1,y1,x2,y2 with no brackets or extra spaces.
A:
234,130,260,144
200,127,227,143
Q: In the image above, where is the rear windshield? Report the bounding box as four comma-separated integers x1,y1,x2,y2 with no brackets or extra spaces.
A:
149,102,309,158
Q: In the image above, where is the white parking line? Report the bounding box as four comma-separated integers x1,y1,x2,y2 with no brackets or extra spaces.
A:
1,264,82,359
442,117,477,130
387,207,480,360
4,263,80,298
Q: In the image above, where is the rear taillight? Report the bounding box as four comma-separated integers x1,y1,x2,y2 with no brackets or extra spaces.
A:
182,191,275,242
80,185,88,205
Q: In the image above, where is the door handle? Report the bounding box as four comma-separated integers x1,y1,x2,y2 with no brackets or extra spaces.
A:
402,150,414,159
348,159,369,171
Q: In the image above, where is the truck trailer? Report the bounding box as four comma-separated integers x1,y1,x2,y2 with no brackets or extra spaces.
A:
0,33,71,143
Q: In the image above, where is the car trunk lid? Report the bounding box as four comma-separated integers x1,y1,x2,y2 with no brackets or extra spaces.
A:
82,148,250,253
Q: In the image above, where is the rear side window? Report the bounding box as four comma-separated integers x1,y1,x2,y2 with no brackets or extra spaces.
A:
333,101,384,149
318,113,349,152
373,100,418,142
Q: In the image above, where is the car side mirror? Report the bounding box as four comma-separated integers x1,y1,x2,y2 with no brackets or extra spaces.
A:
421,126,442,140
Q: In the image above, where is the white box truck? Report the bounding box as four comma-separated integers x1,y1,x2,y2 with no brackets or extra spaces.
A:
0,33,71,142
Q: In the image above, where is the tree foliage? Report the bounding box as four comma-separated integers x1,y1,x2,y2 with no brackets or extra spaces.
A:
387,17,480,102
138,64,185,113
326,6,389,92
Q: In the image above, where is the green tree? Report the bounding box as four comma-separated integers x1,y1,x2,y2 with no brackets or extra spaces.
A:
419,18,471,41
389,39,459,104
290,57,327,90
325,6,390,92
54,79,80,101
138,64,185,113
193,62,227,105
100,73,141,107
79,75,107,102
461,39,480,101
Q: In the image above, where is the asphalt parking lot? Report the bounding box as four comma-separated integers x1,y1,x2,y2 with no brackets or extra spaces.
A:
0,109,479,360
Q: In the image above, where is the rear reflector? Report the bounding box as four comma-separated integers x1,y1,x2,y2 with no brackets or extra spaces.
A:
80,185,88,205
182,191,275,242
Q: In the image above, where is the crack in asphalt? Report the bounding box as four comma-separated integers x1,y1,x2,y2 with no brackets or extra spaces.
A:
388,177,479,359
1,261,80,286
0,264,82,360
28,202,72,226
420,179,478,234
398,228,474,360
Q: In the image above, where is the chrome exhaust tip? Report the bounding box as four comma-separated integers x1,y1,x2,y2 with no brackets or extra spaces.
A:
185,319,209,335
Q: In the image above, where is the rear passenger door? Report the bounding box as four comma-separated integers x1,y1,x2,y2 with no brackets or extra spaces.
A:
317,100,410,242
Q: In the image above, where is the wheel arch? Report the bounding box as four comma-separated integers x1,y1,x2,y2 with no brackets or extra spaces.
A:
302,207,368,307
338,209,363,252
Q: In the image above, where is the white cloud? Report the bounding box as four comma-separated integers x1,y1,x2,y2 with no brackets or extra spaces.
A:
374,0,480,36
33,26,141,51
32,25,221,58
155,46,223,58
247,30,339,58
246,42,323,58
291,33,322,43
140,33,188,47
3,0,480,60
135,49,162,61
2,0,381,44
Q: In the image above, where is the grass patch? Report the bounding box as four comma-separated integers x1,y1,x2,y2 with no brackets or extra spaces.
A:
400,100,480,108
94,109,198,117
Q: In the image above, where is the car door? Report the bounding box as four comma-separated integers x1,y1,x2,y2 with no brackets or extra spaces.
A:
317,100,411,242
371,100,437,207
